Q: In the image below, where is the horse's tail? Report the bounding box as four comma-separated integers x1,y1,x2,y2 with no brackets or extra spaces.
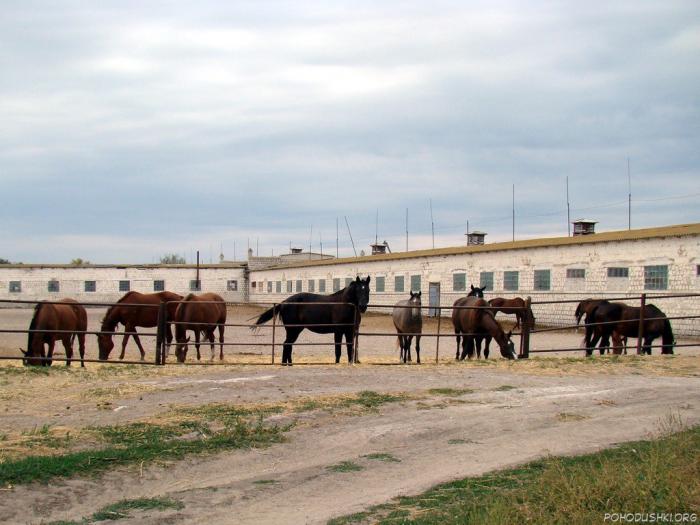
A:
252,305,279,330
583,307,597,348
574,302,583,325
662,317,675,354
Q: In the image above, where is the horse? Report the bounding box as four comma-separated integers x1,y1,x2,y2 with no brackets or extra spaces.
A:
453,284,486,359
253,276,370,365
98,291,183,360
392,291,422,364
173,293,227,362
583,301,626,355
452,296,516,360
22,299,87,367
575,298,608,325
487,297,533,329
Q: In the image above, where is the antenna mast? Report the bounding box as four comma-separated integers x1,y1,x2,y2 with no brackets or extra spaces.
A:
429,199,435,249
627,158,631,230
566,176,571,237
512,184,515,242
344,216,357,257
405,208,408,252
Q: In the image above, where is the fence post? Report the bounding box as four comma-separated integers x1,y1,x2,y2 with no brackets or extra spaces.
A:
271,303,276,365
353,304,360,364
519,296,532,359
636,293,646,355
435,306,442,363
155,302,166,365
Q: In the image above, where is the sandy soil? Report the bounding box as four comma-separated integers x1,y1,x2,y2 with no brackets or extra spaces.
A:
0,356,699,524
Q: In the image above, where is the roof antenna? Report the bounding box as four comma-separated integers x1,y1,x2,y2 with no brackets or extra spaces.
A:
344,216,357,257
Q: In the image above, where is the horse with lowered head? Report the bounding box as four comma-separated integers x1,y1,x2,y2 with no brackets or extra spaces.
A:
254,276,370,365
98,291,182,360
22,299,87,367
393,291,422,364
174,293,227,362
452,296,516,360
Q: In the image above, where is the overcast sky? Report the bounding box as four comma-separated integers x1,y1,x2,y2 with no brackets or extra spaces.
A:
1,1,698,263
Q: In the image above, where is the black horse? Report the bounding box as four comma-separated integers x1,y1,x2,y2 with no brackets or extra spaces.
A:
453,284,487,359
254,276,370,365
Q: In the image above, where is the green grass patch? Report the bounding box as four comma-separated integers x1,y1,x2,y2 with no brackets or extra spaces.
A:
493,385,516,391
363,453,401,463
557,412,589,422
427,388,474,397
329,421,700,525
253,479,279,485
327,461,364,473
47,497,183,524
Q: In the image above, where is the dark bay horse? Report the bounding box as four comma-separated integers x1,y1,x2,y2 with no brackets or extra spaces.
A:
452,296,516,360
488,297,533,329
23,299,87,367
173,293,227,362
585,303,674,355
98,291,183,360
254,276,370,365
392,291,422,364
575,298,608,326
453,284,486,359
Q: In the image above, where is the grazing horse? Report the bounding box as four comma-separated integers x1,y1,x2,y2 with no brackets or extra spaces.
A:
453,284,486,359
575,298,608,326
583,301,625,355
98,291,183,360
174,293,227,362
392,291,422,364
452,296,516,360
22,299,87,367
254,276,370,365
488,297,532,329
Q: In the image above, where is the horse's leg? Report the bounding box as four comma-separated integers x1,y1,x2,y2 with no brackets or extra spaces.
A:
78,333,86,368
611,333,623,355
406,335,413,362
283,328,302,365
195,331,201,361
644,336,653,355
132,330,147,361
475,336,482,359
62,337,73,367
218,324,225,361
484,336,491,359
119,328,131,360
47,339,55,366
514,312,521,330
335,331,343,363
344,327,355,363
459,335,469,360
165,325,173,357
455,333,461,360
415,335,421,364
208,329,216,361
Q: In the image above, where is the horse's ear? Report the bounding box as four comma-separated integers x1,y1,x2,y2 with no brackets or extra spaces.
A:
366,276,370,283
471,284,475,291
18,348,26,355
507,330,513,339
418,291,421,297
356,276,360,283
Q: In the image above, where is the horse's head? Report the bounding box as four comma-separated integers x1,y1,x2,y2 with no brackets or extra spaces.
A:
348,276,371,313
468,284,485,298
174,336,190,363
20,346,43,367
409,291,422,318
500,330,517,360
97,332,115,360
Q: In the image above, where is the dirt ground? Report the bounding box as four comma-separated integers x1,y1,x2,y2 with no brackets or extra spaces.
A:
1,307,699,524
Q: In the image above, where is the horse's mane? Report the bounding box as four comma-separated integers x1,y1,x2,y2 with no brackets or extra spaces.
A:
102,291,139,326
27,302,46,353
183,293,197,301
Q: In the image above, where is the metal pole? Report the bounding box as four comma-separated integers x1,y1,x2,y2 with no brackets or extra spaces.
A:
637,293,646,355
512,184,515,242
353,304,360,364
435,307,442,363
156,302,167,365
628,158,631,230
520,296,532,359
271,303,276,364
566,176,570,237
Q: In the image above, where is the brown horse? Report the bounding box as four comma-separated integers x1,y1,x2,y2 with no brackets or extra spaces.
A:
98,291,183,360
22,299,87,367
174,293,227,362
487,297,533,329
452,296,516,360
392,291,422,364
574,298,608,325
591,303,675,355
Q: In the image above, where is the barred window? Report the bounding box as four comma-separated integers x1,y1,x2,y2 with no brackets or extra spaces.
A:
154,280,165,292
308,279,315,292
266,281,272,293
191,280,202,292
48,280,60,293
410,275,421,292
375,276,385,292
607,267,629,278
566,269,585,279
9,281,21,293
119,280,130,292
227,280,238,291
696,265,700,277
296,280,302,292
480,271,494,291
333,278,341,292
534,270,551,291
503,271,519,291
644,265,668,290
84,281,96,292
287,280,293,293
319,279,326,293
276,281,281,293
394,276,405,292
452,272,466,292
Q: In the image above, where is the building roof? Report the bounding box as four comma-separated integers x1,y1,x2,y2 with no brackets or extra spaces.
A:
257,222,700,271
0,262,247,270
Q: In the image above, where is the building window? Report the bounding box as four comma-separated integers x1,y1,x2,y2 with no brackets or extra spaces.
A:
534,270,551,291
644,265,668,290
48,280,60,293
452,272,466,292
503,271,519,291
308,280,315,293
84,281,96,292
227,280,238,291
566,269,585,279
696,264,700,276
345,277,352,287
607,267,629,278
154,280,165,292
480,271,494,291
9,281,21,293
267,281,272,293
319,279,326,293
333,278,341,292
296,280,302,292
395,275,405,292
410,275,421,292
190,280,202,292
375,276,385,293
276,281,281,293
119,280,130,292
287,281,293,293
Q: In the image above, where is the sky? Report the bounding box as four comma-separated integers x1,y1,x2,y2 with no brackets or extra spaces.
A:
1,1,699,263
